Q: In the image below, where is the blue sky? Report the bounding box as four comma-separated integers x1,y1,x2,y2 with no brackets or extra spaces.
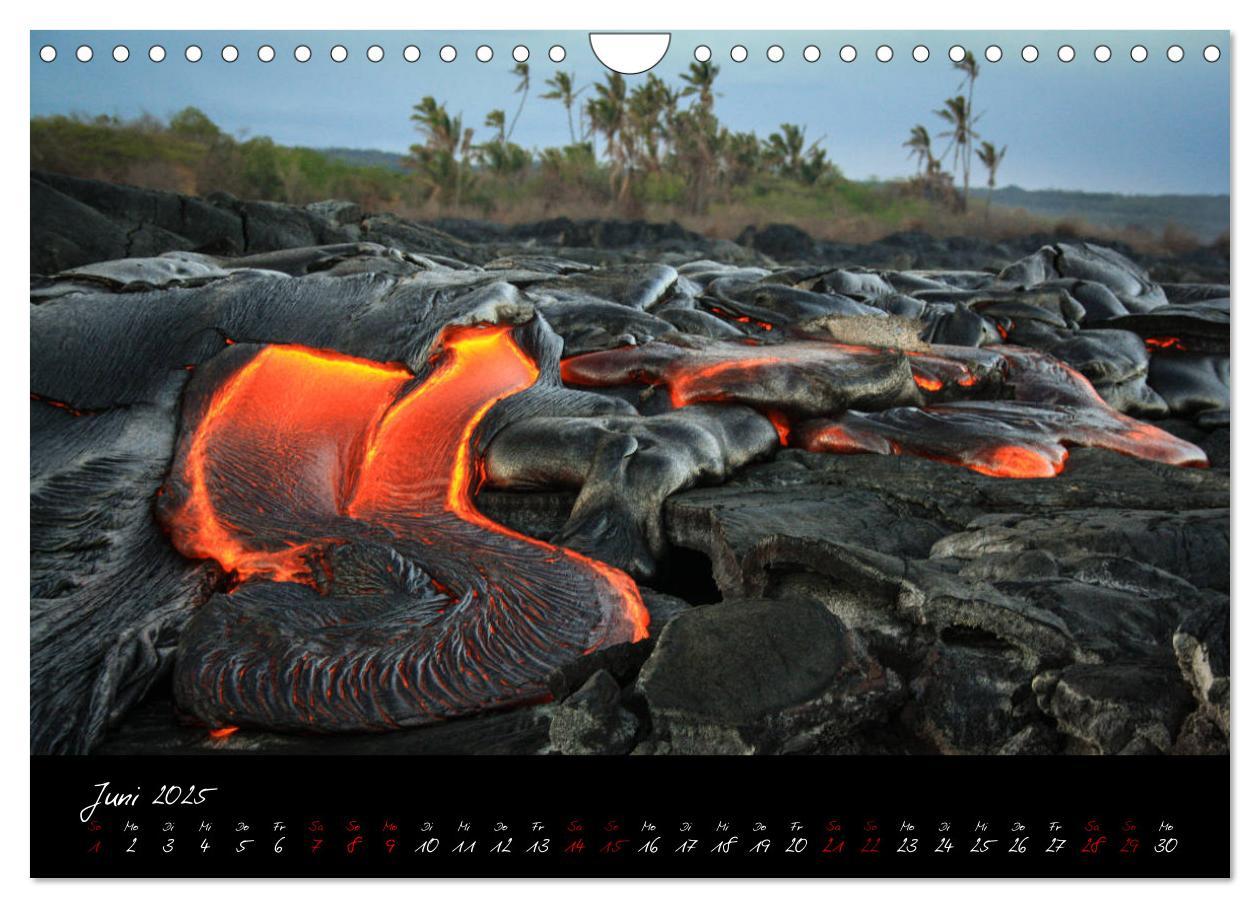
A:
30,30,1229,195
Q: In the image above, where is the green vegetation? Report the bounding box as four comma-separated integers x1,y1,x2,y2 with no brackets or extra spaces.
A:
31,102,929,240
30,58,1223,249
31,110,410,211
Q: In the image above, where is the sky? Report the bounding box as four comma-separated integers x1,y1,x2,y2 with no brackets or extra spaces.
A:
30,29,1230,195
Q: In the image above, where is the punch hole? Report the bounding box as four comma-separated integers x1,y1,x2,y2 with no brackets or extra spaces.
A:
476,45,493,62
767,45,784,62
1204,45,1220,62
185,45,203,63
330,45,348,63
439,45,457,62
803,45,821,63
876,45,893,62
730,45,748,62
1131,45,1148,62
513,45,529,62
112,45,129,63
258,45,275,63
1167,45,1184,63
589,33,670,74
39,45,56,62
404,45,421,63
548,45,566,63
948,45,965,63
1021,45,1039,63
294,45,312,63
912,45,929,63
1094,45,1111,62
839,45,856,63
1057,45,1075,63
149,45,166,63
75,45,92,63
694,45,711,62
985,45,1002,63
221,45,239,63
367,45,385,63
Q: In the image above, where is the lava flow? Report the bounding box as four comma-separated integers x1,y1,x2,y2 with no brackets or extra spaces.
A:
562,339,919,416
561,339,1207,479
159,323,647,734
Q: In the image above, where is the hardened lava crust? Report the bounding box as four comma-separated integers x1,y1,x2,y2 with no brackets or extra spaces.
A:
31,172,1229,757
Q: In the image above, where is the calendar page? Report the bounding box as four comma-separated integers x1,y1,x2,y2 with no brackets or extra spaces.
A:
28,25,1230,879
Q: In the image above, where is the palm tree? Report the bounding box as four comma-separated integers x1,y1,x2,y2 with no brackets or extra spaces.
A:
475,108,531,176
935,95,980,211
541,71,584,144
975,140,1007,221
763,124,831,183
585,73,629,200
410,97,461,155
954,51,980,118
408,96,475,205
716,129,762,189
799,145,835,185
628,74,672,171
506,62,530,142
950,51,981,211
484,109,506,144
764,123,806,178
670,61,723,213
679,60,720,112
903,124,935,175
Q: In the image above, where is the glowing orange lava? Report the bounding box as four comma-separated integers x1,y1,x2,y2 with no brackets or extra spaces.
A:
708,306,774,332
561,339,1206,481
766,410,792,446
208,726,239,739
31,392,87,416
162,324,647,635
167,345,411,584
968,444,1067,479
801,349,1207,478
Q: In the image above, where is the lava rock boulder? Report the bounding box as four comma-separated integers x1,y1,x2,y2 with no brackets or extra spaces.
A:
636,597,901,754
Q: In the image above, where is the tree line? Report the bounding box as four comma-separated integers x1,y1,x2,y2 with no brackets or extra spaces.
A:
407,61,840,215
30,58,1016,238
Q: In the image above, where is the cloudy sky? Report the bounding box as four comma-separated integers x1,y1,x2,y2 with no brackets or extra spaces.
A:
30,30,1229,195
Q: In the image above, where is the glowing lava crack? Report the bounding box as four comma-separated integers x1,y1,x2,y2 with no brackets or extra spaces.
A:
159,324,647,734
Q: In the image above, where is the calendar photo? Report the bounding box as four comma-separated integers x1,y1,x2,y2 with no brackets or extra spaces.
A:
27,26,1231,878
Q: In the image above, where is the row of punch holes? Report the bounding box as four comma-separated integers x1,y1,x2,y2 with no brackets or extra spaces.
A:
38,42,1222,65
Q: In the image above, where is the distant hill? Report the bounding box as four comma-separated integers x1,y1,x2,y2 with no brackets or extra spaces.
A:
988,186,1229,241
313,147,409,172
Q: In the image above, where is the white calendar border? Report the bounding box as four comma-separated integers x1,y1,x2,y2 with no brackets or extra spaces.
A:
5,0,1249,903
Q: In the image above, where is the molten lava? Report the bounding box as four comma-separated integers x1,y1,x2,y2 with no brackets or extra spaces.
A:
799,348,1209,477
31,392,89,417
708,306,775,332
561,339,1207,479
561,339,917,416
160,323,647,733
167,344,413,585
